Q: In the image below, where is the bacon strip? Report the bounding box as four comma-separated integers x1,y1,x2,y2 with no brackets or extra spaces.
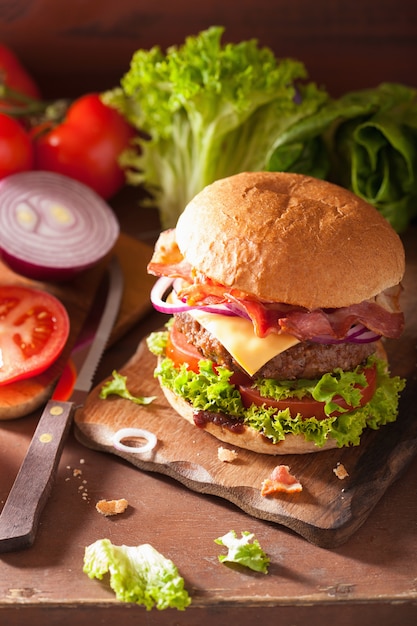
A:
261,465,303,496
147,229,405,341
147,229,192,280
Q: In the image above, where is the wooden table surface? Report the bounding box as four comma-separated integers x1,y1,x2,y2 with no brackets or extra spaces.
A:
0,190,416,626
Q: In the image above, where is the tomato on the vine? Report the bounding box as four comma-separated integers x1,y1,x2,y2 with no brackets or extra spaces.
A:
32,93,136,199
0,43,41,109
0,113,34,178
0,285,70,385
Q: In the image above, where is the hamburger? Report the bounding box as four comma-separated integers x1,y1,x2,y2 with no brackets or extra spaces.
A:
147,171,406,454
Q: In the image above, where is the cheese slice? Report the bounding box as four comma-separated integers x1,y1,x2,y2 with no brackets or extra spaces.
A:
189,309,300,376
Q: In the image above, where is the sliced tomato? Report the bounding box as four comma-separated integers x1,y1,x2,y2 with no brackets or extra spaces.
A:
53,358,76,401
239,364,377,420
0,285,70,385
166,323,252,385
166,324,202,373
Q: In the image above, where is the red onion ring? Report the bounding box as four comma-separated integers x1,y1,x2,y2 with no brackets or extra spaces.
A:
151,278,381,345
150,276,236,316
311,324,381,344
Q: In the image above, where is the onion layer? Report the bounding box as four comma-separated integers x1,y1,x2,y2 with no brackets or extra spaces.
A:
0,171,119,281
150,276,236,316
112,428,157,454
311,325,381,344
151,277,381,345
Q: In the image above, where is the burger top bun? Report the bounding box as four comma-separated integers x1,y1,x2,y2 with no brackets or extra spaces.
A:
175,171,405,310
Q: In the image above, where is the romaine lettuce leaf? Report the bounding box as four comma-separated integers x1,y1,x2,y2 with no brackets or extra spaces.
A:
268,82,417,232
83,539,191,611
330,83,417,232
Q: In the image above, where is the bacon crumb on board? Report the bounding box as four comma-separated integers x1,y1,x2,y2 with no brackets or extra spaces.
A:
95,498,129,516
218,446,238,462
261,465,303,496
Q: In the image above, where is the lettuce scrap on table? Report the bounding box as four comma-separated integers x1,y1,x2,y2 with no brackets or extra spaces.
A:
104,26,417,232
215,530,270,573
83,539,191,611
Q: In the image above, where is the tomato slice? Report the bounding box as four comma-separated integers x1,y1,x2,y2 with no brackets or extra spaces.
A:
0,285,70,385
166,324,202,373
166,323,252,385
239,365,377,420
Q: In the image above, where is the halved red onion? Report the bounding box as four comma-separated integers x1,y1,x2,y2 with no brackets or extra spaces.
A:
0,171,119,281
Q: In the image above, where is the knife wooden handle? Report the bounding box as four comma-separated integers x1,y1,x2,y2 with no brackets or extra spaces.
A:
0,399,74,552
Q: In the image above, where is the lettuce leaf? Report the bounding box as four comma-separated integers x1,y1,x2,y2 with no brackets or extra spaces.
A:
83,539,191,611
268,82,417,232
330,83,417,232
103,26,328,228
215,530,270,573
149,332,405,448
99,369,156,405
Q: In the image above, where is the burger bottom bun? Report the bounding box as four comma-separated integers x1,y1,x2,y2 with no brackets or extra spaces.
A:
159,342,388,455
160,385,338,455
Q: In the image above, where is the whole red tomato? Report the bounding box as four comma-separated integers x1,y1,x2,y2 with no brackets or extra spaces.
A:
32,93,136,199
0,44,41,108
0,113,34,178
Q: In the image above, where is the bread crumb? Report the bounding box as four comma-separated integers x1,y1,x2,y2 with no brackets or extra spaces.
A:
96,498,129,516
218,446,238,463
73,468,82,477
333,463,349,480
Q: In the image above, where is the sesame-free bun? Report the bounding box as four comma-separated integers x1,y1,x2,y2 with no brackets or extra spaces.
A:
175,172,405,310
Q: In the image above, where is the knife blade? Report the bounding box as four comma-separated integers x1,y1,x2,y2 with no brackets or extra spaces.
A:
0,256,124,553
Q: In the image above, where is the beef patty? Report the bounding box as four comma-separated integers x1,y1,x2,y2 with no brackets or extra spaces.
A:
173,312,376,380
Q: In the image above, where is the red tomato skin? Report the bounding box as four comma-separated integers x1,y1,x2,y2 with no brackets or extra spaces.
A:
0,285,70,385
166,323,253,385
166,324,202,373
239,364,377,420
33,93,136,199
0,44,41,104
0,113,34,178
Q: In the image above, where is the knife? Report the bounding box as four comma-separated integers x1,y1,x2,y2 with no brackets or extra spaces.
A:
0,256,124,553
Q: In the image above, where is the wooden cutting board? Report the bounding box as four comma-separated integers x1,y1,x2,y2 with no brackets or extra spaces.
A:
74,335,417,549
0,234,155,419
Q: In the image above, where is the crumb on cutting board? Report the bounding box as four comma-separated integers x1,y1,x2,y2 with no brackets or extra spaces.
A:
218,446,238,463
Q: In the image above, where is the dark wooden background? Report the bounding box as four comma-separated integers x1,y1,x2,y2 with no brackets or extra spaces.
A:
0,0,416,99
